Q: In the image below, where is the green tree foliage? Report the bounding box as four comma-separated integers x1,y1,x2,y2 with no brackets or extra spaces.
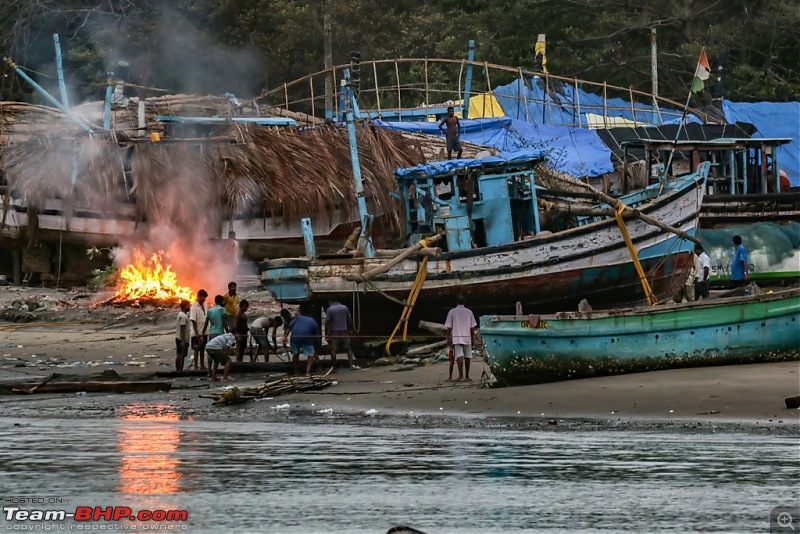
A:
1,0,797,104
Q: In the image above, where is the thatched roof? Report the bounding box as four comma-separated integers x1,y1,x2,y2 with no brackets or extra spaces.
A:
0,121,426,235
0,95,321,144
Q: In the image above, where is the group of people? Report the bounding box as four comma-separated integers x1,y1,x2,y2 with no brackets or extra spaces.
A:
676,235,749,303
174,283,360,380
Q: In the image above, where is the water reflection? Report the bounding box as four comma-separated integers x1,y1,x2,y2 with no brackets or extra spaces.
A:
116,404,182,494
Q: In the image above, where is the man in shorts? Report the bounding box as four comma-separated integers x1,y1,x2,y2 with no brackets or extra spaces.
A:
222,281,239,333
189,289,209,370
174,300,191,371
283,306,321,377
325,299,359,371
444,295,478,382
206,332,236,382
438,106,463,159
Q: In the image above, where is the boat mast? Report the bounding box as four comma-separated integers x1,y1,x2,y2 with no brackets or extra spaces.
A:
342,68,375,258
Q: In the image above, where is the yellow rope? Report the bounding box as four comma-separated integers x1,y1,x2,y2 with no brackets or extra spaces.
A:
614,202,659,306
384,238,431,356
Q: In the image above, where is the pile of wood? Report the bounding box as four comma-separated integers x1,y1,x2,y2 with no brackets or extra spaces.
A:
207,375,333,405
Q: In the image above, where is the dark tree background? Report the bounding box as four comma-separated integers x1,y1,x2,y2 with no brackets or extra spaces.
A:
1,0,797,104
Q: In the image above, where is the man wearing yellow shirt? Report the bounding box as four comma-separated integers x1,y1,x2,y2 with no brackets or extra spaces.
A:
222,281,239,332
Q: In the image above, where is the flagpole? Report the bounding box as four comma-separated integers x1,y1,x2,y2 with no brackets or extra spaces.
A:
660,47,706,188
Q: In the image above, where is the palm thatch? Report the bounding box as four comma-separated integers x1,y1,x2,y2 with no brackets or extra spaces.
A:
0,121,425,236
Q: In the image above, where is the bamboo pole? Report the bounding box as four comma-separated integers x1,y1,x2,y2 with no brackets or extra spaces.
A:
424,58,429,110
373,62,382,115
585,190,701,244
457,59,464,102
310,77,315,119
395,62,402,117
284,83,289,110
519,68,529,122
602,82,608,128
574,78,581,127
629,85,636,124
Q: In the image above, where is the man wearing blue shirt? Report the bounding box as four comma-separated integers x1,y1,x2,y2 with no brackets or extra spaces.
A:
731,235,749,289
283,306,321,377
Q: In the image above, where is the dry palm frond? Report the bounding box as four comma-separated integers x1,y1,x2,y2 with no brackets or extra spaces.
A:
0,120,426,236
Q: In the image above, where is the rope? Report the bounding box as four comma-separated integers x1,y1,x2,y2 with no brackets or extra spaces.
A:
383,241,430,356
614,202,659,306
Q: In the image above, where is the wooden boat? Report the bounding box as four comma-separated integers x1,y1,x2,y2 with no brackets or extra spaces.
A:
480,288,800,386
620,137,800,283
261,152,708,335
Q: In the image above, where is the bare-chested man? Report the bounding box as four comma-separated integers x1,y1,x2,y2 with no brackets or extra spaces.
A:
438,106,463,159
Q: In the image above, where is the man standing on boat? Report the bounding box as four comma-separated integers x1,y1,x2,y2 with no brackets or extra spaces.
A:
731,235,749,289
445,295,479,382
695,244,711,299
438,106,463,160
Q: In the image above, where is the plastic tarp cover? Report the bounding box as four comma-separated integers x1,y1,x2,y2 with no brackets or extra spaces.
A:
394,149,547,179
722,101,800,187
491,78,704,128
467,93,505,118
372,118,614,177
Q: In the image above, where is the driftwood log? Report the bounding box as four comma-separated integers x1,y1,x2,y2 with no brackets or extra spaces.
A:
418,320,448,336
406,340,448,356
349,233,444,282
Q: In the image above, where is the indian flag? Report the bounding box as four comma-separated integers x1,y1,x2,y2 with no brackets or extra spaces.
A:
690,48,711,94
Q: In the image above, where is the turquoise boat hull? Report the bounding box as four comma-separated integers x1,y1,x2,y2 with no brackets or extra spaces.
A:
480,289,800,386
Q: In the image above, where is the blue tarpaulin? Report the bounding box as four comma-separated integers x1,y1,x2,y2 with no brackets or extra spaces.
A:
372,118,614,177
491,78,703,127
394,149,547,179
722,101,800,187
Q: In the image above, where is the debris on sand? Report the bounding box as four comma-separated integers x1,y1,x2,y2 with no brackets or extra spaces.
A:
206,375,333,405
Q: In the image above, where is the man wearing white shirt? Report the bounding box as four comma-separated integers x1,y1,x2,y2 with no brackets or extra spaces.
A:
695,244,711,299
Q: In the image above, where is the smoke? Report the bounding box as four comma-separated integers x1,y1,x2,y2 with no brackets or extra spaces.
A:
93,3,267,98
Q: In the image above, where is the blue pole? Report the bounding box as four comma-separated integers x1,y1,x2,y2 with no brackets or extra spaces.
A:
301,217,317,258
342,68,374,258
529,171,541,234
103,70,114,130
53,34,69,108
3,57,94,135
463,40,475,120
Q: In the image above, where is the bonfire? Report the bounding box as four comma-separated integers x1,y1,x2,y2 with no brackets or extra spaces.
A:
106,249,193,307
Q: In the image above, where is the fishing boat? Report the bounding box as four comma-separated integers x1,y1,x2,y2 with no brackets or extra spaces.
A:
480,287,800,386
619,137,800,283
261,151,708,335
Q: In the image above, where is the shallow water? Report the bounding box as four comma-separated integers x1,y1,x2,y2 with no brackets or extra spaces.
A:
1,405,797,533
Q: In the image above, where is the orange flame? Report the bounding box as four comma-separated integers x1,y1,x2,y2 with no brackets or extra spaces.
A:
113,249,194,304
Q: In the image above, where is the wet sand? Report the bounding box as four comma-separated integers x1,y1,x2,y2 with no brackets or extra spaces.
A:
1,318,798,424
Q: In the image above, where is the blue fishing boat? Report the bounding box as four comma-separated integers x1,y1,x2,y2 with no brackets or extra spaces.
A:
262,151,708,335
480,288,800,386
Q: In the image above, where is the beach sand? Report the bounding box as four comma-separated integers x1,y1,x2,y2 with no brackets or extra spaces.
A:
1,285,799,425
